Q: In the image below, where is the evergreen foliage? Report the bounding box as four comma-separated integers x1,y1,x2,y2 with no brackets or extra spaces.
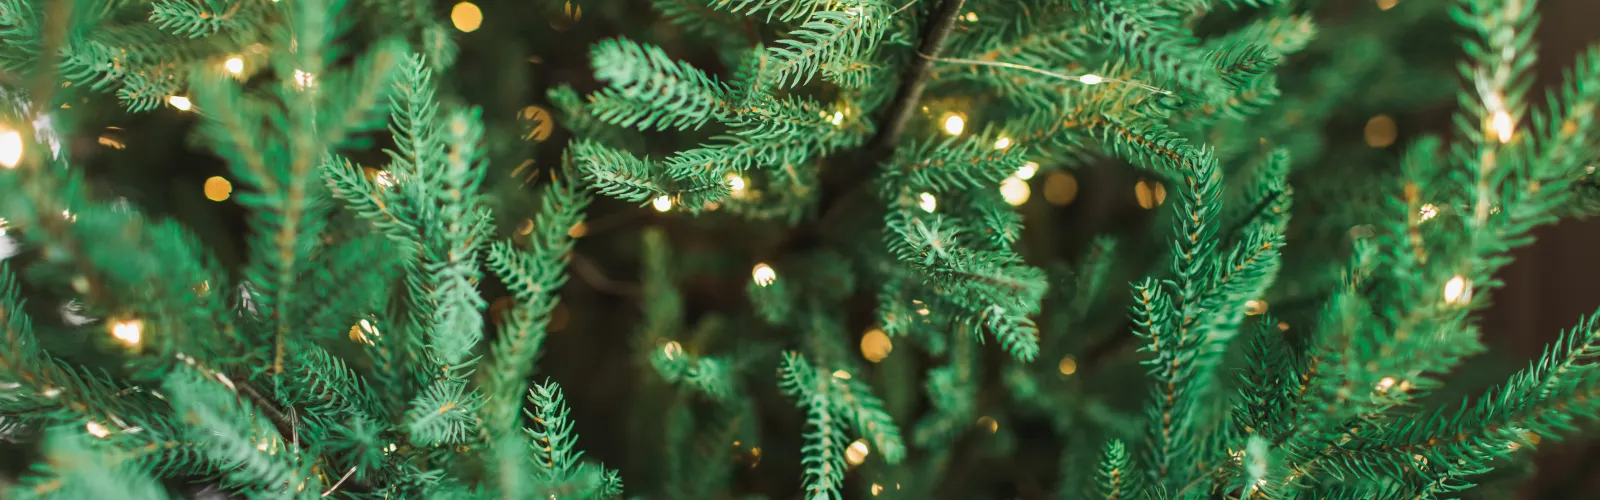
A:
0,0,1598,498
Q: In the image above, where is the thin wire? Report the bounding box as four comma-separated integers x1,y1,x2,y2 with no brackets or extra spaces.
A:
918,53,1174,95
891,0,919,16
321,467,358,497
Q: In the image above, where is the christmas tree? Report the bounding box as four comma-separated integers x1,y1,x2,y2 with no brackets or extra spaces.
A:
1,0,1598,498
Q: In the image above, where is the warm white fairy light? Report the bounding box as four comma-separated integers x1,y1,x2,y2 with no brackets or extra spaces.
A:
1078,74,1103,85
86,421,111,438
111,319,143,346
1443,275,1470,304
831,370,852,380
871,484,885,496
917,192,937,213
1376,377,1397,392
294,70,317,88
652,195,673,212
663,341,683,360
752,263,777,287
999,177,1030,206
845,439,870,465
0,127,21,168
993,136,1012,149
1016,162,1038,180
830,111,844,126
726,173,747,194
167,96,192,111
1419,203,1439,221
941,113,965,136
224,56,245,75
1491,109,1514,144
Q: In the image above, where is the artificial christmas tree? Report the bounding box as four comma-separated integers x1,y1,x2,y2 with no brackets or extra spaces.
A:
1,0,1598,498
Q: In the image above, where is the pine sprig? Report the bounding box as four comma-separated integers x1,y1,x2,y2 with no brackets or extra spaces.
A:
589,37,735,131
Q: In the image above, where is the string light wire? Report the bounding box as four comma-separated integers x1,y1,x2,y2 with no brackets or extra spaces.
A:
918,54,1173,95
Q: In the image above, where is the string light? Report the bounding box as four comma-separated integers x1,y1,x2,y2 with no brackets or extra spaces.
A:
1078,74,1103,85
1135,179,1166,209
111,319,142,346
224,56,245,75
752,263,777,287
963,12,977,22
1058,355,1077,375
1244,300,1268,316
652,195,673,212
1016,162,1038,180
1419,203,1439,221
0,127,21,168
830,111,844,126
921,55,1172,95
726,173,747,194
993,136,1012,149
1491,109,1514,144
663,341,683,360
1364,115,1398,147
451,2,483,32
845,439,871,465
86,421,111,438
918,192,937,212
1044,172,1078,206
871,484,885,496
941,113,965,135
860,328,892,363
350,319,380,345
977,416,998,433
1376,377,1397,392
831,370,852,380
204,176,232,202
1443,275,1470,305
1377,0,1398,10
293,70,316,89
167,96,192,111
999,177,1030,206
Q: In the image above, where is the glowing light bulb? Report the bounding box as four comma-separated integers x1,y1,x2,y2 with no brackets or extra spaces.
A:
830,111,844,126
831,370,852,380
652,195,673,212
224,56,244,75
872,484,884,496
293,70,316,88
1078,74,1103,85
918,192,937,213
663,341,683,360
1419,203,1438,221
1244,300,1267,316
1016,162,1038,180
375,171,395,188
168,96,192,111
0,127,21,168
941,113,965,136
111,319,142,346
726,173,746,194
993,136,1012,149
86,421,110,438
1491,109,1514,144
1000,177,1030,206
752,263,777,287
1376,377,1396,392
204,176,232,202
451,2,483,32
860,328,892,363
1058,355,1077,375
977,416,998,433
1443,275,1470,304
845,439,870,465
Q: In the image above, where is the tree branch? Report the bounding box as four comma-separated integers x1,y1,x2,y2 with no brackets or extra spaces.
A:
811,0,967,233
